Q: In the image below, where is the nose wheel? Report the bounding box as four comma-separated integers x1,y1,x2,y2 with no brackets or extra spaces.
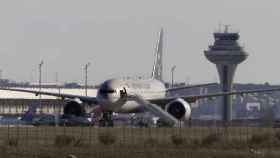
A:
99,111,114,127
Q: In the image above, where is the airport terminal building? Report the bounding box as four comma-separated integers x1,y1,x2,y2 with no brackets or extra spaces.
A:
0,88,97,115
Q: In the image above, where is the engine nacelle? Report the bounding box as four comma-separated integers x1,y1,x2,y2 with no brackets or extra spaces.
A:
165,98,191,121
63,100,86,117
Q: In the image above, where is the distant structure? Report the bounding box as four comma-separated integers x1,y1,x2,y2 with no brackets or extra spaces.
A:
204,25,248,122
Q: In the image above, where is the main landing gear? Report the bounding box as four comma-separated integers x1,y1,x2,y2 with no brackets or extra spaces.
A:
99,111,114,127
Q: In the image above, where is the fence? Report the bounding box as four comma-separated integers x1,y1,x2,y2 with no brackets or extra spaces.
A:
0,125,280,158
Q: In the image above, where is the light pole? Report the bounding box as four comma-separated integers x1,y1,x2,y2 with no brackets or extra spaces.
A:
0,69,2,80
55,72,61,94
171,65,176,88
84,62,90,96
39,60,43,113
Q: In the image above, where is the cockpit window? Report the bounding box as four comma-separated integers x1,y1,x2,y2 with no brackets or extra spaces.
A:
99,89,116,94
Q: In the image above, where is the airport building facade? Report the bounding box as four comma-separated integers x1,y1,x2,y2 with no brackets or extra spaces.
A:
0,88,97,115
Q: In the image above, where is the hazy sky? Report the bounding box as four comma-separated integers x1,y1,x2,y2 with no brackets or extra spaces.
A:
0,0,279,85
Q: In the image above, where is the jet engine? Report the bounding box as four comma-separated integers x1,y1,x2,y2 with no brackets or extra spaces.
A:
63,100,86,117
165,98,191,121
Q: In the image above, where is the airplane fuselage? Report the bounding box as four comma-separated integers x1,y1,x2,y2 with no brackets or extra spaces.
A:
96,78,166,113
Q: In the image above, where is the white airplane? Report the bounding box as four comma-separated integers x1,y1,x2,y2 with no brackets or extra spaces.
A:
1,28,280,127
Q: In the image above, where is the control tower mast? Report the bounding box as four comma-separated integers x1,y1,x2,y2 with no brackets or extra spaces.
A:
204,26,248,123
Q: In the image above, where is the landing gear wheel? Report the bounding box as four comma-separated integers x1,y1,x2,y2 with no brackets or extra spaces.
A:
107,120,114,127
99,119,106,127
99,111,114,127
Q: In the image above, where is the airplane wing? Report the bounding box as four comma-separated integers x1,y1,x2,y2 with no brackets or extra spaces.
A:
1,87,280,127
126,87,280,126
0,88,98,104
166,83,217,92
128,94,179,126
148,87,280,106
1,87,280,106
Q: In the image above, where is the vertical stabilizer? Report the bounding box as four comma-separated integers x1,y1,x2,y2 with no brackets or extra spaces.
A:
151,28,163,81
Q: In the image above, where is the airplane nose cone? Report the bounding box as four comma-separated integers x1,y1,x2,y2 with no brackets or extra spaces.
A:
97,79,127,111
98,83,114,98
97,79,120,103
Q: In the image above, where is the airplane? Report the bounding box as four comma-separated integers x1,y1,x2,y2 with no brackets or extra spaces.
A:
1,28,280,127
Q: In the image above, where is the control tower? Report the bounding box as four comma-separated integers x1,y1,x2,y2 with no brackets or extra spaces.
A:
204,26,248,122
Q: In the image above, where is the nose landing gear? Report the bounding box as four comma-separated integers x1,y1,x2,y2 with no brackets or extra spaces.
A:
99,111,114,127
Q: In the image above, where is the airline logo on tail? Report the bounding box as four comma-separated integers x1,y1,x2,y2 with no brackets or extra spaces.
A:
151,28,163,81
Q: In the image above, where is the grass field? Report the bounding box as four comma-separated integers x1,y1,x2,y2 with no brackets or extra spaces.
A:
0,126,280,158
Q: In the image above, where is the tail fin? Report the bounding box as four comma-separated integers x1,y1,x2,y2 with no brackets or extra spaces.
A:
21,102,38,122
151,28,163,81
